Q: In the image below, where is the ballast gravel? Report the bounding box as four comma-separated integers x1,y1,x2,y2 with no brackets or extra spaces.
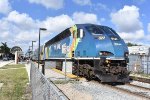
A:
130,80,150,89
45,68,148,100
56,80,142,100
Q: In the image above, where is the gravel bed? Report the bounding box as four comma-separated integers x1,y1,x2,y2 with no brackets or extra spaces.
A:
56,80,142,100
130,80,150,89
116,84,150,97
45,68,148,100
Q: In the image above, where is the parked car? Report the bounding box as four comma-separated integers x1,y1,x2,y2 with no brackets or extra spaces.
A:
3,57,8,61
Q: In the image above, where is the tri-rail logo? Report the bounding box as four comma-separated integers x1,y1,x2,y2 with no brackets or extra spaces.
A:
98,35,105,40
114,42,122,46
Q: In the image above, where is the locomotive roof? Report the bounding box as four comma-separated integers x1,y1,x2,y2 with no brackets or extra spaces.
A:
44,24,110,47
45,28,71,47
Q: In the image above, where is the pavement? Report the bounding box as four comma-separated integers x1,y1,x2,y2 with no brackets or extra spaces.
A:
45,68,71,81
25,63,31,81
0,60,14,68
0,60,13,90
0,83,3,91
25,62,80,82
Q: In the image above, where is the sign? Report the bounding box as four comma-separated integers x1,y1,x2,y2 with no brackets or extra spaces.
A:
62,43,69,54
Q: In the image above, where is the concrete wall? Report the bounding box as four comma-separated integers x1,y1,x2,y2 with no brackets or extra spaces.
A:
62,61,72,74
45,61,56,69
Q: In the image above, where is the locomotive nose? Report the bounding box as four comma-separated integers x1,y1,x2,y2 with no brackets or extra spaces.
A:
95,36,127,58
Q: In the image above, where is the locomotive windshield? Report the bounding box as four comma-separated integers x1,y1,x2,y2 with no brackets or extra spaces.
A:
85,25,104,35
100,26,118,36
98,26,120,40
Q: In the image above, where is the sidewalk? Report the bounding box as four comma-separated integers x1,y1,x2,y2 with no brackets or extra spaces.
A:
25,62,71,82
0,60,14,68
25,63,31,81
45,68,70,81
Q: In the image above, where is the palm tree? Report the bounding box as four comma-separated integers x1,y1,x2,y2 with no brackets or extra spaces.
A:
0,42,10,57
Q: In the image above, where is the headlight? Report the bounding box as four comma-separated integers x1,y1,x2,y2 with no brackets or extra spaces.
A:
99,52,103,56
99,51,114,56
124,52,129,57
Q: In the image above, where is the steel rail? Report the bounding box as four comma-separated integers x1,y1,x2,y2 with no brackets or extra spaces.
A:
102,84,150,100
126,83,150,91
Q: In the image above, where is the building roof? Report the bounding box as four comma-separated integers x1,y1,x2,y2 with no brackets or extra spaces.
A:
128,46,150,55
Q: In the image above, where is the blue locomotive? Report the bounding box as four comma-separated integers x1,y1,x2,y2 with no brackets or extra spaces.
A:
43,24,129,83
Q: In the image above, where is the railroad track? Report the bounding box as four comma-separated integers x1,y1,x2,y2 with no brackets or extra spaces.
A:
90,80,150,100
126,83,150,91
114,84,150,100
130,76,150,84
101,83,150,100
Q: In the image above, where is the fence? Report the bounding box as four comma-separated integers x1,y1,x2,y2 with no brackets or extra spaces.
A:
128,55,150,74
30,62,69,100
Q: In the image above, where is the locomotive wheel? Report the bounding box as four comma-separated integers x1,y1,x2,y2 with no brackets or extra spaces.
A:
83,64,92,81
73,64,83,76
72,64,78,75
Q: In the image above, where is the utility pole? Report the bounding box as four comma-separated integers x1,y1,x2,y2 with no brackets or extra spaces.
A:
38,28,47,69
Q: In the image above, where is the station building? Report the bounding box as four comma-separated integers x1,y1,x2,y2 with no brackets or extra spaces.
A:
128,46,150,74
128,46,150,56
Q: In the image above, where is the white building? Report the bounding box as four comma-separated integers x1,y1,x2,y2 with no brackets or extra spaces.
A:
128,46,150,55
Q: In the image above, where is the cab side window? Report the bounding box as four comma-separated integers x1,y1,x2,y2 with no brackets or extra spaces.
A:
77,28,85,38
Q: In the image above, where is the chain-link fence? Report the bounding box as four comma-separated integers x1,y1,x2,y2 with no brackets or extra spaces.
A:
30,62,69,100
128,55,150,74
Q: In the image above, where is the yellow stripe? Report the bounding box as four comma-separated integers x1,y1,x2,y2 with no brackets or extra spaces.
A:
51,68,84,80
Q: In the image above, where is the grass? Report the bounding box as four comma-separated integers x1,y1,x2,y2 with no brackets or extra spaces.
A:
0,64,25,69
0,64,29,100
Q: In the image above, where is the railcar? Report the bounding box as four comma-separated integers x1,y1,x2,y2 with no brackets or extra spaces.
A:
44,24,129,83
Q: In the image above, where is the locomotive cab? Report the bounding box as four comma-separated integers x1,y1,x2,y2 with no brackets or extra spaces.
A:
84,25,130,82
73,24,130,83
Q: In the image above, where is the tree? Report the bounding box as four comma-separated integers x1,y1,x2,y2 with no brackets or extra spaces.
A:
0,42,10,56
126,42,141,47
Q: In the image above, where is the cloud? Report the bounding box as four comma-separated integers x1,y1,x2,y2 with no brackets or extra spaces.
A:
0,11,39,51
96,3,109,11
111,5,142,33
28,0,64,9
0,31,9,38
16,31,38,42
0,10,99,51
73,12,99,24
110,5,147,44
7,11,38,30
42,15,74,34
72,0,91,6
119,29,145,41
0,0,12,14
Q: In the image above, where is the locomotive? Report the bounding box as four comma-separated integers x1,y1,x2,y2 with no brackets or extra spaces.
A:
42,24,129,83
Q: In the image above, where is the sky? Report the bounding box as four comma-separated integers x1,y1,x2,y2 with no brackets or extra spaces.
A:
0,0,150,53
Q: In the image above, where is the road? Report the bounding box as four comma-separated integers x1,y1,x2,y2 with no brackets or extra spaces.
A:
0,60,13,68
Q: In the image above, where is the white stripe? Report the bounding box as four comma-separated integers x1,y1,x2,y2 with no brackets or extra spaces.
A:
47,57,101,60
46,57,125,60
74,57,100,60
47,58,71,60
106,57,125,60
